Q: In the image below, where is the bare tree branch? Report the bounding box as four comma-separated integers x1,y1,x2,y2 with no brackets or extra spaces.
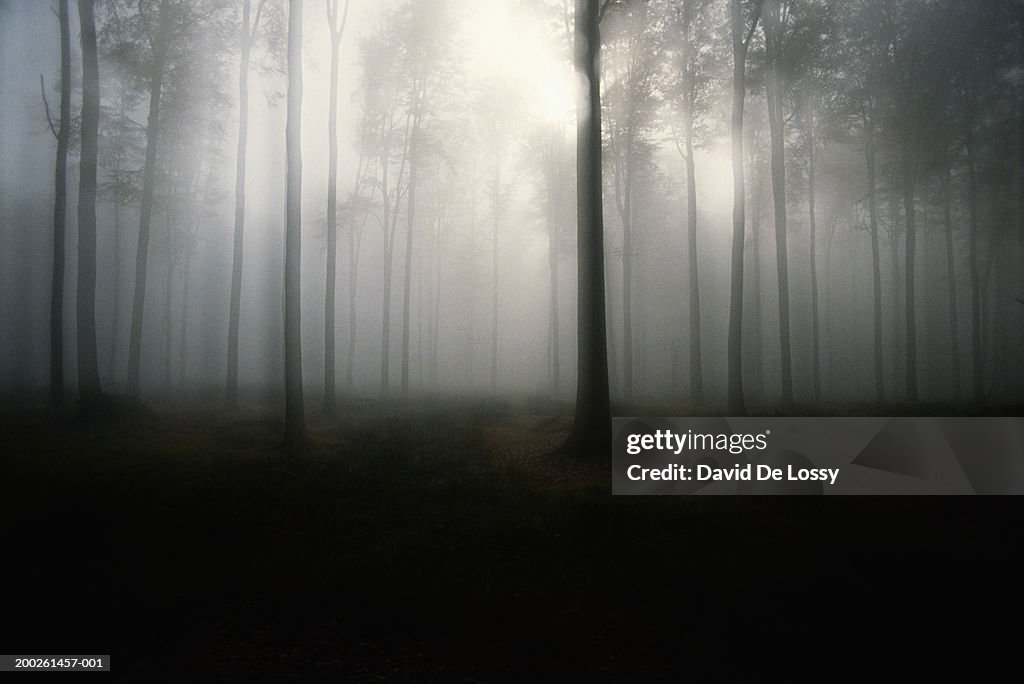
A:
39,74,59,140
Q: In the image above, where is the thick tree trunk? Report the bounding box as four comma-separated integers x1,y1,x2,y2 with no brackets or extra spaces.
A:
48,0,71,411
864,111,884,405
77,0,102,409
282,0,307,454
558,0,610,459
226,0,252,409
941,163,962,403
126,0,170,398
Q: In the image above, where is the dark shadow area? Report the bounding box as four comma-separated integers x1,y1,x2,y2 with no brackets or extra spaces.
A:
2,402,1020,681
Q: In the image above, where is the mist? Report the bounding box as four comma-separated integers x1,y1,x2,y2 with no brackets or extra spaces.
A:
2,0,1023,416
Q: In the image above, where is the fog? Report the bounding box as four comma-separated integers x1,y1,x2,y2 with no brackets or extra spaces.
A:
2,0,1023,415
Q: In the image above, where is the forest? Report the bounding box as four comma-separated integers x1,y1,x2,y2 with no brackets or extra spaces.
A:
2,0,1024,679
3,0,1023,434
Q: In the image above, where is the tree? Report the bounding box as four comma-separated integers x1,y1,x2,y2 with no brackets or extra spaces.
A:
123,0,172,397
602,0,662,403
226,0,271,409
42,0,72,411
558,0,611,459
282,0,307,454
761,0,794,408
667,0,717,407
77,0,102,410
324,0,350,412
727,0,760,415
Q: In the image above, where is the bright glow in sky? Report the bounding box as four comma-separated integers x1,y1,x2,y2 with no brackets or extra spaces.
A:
463,0,576,124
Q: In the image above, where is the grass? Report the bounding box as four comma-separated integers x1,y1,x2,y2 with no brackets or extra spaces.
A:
1,399,1021,681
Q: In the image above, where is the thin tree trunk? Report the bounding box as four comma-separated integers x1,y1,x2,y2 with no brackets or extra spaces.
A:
764,3,793,408
108,205,121,384
47,0,71,411
965,112,984,404
750,167,764,400
806,103,820,403
903,149,918,402
727,0,757,415
282,0,307,454
178,250,190,389
227,0,253,408
620,154,634,403
324,1,348,412
127,0,170,398
401,104,419,397
941,163,962,403
77,0,102,409
163,224,173,395
346,215,359,390
558,0,610,458
684,98,703,407
547,136,561,396
491,149,500,392
865,110,884,404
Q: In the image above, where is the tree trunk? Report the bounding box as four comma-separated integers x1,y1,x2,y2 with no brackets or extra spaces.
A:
324,19,341,411
77,0,102,409
941,163,962,403
620,153,634,403
126,0,170,398
547,137,561,396
491,149,500,393
401,105,419,397
806,104,820,403
864,110,884,405
965,112,984,404
764,4,793,408
347,215,359,391
557,0,610,459
902,149,918,402
684,96,703,407
108,205,121,384
282,0,307,454
226,0,252,409
178,250,190,388
727,0,754,415
162,225,174,395
48,0,71,411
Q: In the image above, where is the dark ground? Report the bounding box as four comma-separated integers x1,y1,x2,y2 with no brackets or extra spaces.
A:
1,398,1021,681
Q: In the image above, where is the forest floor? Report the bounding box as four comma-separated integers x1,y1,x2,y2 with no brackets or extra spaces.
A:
1,398,1020,681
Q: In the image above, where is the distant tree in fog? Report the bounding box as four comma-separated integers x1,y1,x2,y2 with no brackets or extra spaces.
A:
282,0,307,454
727,0,760,415
226,0,274,409
602,0,663,403
42,0,72,410
323,0,351,413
